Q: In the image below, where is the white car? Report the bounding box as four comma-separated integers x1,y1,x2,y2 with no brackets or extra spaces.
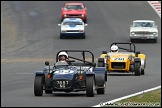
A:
58,18,88,39
130,20,158,43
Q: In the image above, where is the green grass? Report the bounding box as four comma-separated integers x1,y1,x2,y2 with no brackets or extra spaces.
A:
104,89,161,107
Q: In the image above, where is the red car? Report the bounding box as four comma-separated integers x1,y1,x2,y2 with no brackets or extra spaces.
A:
61,2,87,22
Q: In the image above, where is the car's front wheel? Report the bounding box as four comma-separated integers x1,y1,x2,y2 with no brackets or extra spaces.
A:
60,34,64,39
82,33,85,39
84,17,87,23
86,76,95,97
34,75,44,96
134,62,141,76
153,39,157,43
130,38,135,43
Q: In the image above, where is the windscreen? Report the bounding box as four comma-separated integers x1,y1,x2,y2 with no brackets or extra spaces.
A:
64,5,84,10
63,21,83,25
133,22,154,27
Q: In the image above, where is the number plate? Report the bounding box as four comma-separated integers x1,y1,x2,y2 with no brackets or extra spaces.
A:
56,81,69,88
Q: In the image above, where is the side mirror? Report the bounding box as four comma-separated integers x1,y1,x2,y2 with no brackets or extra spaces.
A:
58,24,61,26
84,24,88,26
45,61,49,66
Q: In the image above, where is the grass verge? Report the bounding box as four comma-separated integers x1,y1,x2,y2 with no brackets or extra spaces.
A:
104,89,161,107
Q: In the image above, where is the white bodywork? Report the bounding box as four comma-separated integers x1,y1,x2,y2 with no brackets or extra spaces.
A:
130,20,158,41
58,18,87,34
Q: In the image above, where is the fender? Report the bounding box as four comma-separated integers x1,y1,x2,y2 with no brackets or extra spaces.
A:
138,54,146,60
86,71,95,76
35,71,43,75
93,67,106,86
100,54,107,58
138,54,146,69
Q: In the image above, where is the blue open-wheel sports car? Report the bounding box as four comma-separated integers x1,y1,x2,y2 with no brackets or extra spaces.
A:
34,50,107,97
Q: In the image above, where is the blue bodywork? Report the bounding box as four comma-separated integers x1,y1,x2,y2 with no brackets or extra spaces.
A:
34,50,107,96
41,65,96,92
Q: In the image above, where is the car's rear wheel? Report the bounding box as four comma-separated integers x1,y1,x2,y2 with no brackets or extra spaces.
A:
141,69,145,75
98,58,105,67
86,76,95,97
34,75,43,96
97,83,105,94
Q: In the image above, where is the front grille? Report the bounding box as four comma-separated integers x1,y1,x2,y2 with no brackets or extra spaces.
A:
111,62,126,69
66,30,79,32
134,32,153,35
53,80,71,89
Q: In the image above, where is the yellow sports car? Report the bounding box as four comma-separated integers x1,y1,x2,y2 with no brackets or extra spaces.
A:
98,42,146,76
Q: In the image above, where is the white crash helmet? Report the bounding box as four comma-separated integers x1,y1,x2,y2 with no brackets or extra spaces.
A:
111,45,118,52
58,52,68,60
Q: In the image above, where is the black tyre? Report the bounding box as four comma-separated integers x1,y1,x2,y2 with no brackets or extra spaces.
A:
34,75,43,96
60,34,63,39
61,18,63,22
82,34,85,39
97,83,105,94
84,17,87,23
86,76,95,97
153,39,157,43
131,39,136,43
97,88,105,94
45,90,52,94
141,69,145,75
134,62,141,76
98,58,105,67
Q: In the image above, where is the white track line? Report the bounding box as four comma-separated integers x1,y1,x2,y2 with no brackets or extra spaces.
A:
92,86,161,107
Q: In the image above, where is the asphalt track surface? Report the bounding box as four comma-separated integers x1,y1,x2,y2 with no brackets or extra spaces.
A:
1,1,161,107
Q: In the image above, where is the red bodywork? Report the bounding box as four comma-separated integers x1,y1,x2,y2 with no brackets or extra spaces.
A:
61,2,87,22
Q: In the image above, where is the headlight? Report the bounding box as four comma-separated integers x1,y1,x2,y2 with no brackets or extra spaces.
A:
128,55,133,60
131,32,135,35
64,14,67,17
128,55,134,64
81,14,84,17
79,30,84,32
153,32,157,35
61,30,66,32
106,55,110,59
